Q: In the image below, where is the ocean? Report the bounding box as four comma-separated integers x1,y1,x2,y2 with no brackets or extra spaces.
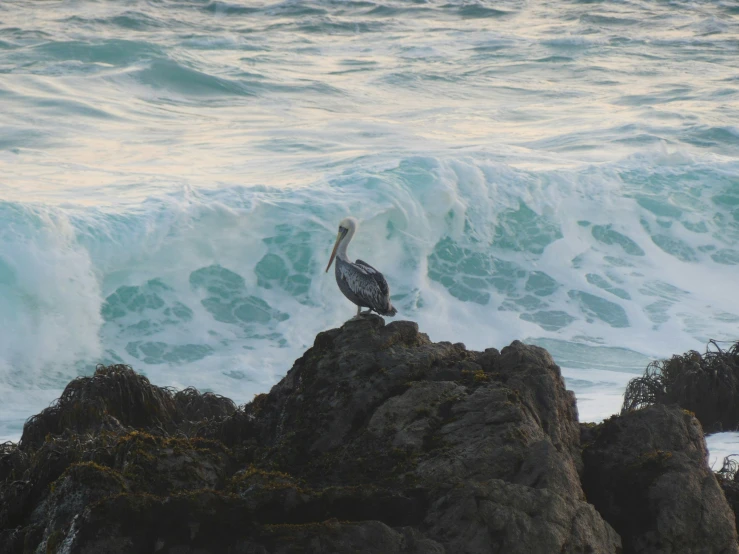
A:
1,0,738,461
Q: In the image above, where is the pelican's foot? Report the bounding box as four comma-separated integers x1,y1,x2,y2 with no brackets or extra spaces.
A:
349,310,373,321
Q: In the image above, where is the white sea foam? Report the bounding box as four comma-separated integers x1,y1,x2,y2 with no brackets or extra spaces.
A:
1,150,737,441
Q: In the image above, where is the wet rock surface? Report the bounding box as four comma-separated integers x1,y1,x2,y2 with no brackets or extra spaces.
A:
582,404,739,554
720,476,739,541
0,316,734,553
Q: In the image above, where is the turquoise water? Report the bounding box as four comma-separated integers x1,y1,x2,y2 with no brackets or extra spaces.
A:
1,0,738,441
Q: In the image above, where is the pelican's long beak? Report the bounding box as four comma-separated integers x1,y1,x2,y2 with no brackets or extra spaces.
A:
325,229,344,272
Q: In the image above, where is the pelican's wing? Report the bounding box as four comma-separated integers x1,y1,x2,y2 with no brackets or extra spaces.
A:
337,260,390,311
354,259,390,298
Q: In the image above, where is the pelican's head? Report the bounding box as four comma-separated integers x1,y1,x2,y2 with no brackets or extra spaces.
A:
326,217,358,272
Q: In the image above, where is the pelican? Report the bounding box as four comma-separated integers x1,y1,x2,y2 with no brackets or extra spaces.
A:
325,217,397,317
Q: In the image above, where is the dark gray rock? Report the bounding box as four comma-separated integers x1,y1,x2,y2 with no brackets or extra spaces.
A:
236,316,621,553
582,404,739,554
33,462,128,554
719,477,739,540
6,316,733,553
423,479,619,554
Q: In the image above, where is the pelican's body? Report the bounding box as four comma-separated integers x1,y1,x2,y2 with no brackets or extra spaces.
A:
326,217,397,317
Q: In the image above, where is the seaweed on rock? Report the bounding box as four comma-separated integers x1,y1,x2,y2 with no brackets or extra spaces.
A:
622,340,739,432
19,364,239,451
717,454,739,482
173,386,237,421
716,455,739,539
20,364,179,449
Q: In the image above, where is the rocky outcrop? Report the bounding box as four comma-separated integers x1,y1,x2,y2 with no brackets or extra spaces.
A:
582,404,739,554
719,475,739,538
237,317,620,553
0,316,735,553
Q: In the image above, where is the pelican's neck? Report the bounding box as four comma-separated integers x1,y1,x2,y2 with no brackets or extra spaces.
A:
337,225,355,261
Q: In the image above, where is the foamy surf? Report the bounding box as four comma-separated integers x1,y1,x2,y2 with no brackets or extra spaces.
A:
2,150,738,440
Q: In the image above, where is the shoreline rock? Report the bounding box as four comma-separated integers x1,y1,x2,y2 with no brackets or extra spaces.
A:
1,316,736,553
582,405,738,553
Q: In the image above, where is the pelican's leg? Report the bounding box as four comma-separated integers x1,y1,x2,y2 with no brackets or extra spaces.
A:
350,305,363,321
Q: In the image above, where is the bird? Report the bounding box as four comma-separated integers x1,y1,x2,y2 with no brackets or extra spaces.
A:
325,216,397,318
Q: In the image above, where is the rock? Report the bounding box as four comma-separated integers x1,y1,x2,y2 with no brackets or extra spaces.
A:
34,462,128,553
5,316,727,553
718,476,739,538
258,521,446,554
110,431,232,495
423,479,619,554
64,490,443,554
208,316,621,552
582,404,739,554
